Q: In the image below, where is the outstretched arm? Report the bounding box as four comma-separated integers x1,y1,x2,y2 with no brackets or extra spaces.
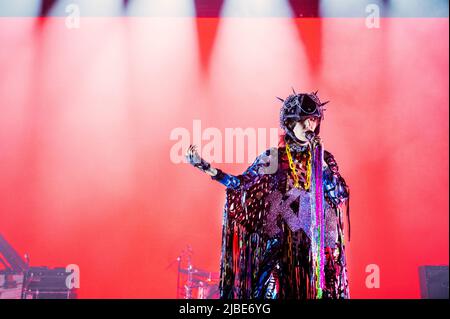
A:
185,145,241,189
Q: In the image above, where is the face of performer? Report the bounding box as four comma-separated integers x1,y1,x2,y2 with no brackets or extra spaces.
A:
292,117,320,143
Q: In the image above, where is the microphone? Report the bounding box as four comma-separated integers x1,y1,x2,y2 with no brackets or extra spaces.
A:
305,130,321,150
305,130,315,141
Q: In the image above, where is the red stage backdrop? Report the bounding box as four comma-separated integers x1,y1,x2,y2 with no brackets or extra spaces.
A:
0,16,448,298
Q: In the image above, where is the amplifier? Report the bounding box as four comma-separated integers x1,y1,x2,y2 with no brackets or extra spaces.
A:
0,272,24,299
22,267,77,299
419,265,449,299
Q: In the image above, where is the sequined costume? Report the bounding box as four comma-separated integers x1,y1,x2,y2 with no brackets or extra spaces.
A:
213,143,350,299
187,91,351,299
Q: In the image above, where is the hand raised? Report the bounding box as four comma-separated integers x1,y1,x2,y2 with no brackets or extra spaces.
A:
186,144,201,165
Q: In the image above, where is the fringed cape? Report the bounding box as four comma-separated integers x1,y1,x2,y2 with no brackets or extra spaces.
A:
216,145,350,299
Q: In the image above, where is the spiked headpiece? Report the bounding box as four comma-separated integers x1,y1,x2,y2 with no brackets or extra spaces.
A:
278,89,329,139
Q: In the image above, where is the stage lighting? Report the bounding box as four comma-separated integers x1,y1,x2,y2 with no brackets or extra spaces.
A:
194,0,224,17
46,0,123,17
221,0,293,17
319,0,385,17
126,0,195,17
388,0,448,17
0,0,42,17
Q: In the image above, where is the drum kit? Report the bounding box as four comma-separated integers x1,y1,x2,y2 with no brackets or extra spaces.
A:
169,245,220,299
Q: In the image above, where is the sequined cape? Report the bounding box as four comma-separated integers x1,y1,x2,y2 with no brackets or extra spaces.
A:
212,145,350,299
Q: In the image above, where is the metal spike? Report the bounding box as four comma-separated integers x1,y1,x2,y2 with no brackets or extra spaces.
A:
321,101,330,106
313,90,318,95
291,87,296,95
276,96,285,102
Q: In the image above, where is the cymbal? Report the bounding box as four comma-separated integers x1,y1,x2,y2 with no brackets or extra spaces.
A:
179,268,219,279
185,278,219,286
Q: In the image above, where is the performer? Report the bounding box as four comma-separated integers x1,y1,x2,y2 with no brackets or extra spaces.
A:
186,90,350,299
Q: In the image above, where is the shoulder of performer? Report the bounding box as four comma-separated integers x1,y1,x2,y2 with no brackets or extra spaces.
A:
323,149,350,204
323,149,340,174
243,147,280,178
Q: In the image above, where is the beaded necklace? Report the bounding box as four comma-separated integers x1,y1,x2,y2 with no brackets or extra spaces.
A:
285,143,312,190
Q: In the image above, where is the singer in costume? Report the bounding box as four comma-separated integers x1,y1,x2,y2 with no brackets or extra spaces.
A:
186,91,350,299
